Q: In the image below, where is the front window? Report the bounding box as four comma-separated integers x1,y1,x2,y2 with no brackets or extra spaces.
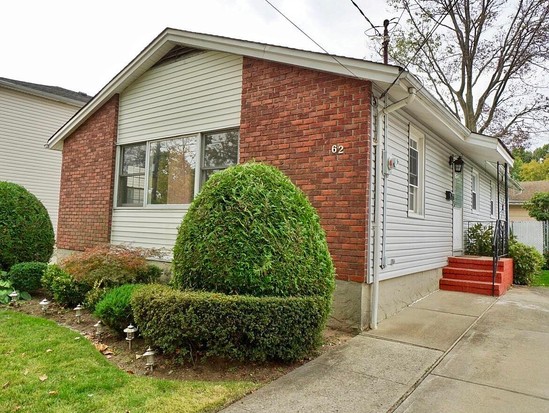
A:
117,129,238,207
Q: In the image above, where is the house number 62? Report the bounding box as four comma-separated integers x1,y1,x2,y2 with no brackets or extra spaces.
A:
331,144,344,154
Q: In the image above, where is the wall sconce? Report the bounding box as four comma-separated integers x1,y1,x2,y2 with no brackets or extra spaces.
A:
449,155,464,173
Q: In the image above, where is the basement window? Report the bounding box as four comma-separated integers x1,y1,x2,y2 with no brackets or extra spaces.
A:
116,129,239,207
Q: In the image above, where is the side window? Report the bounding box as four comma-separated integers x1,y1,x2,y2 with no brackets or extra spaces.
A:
118,144,146,207
408,125,425,217
201,130,239,184
471,170,479,212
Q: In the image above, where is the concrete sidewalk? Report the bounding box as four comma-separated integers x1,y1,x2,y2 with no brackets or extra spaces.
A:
221,287,549,413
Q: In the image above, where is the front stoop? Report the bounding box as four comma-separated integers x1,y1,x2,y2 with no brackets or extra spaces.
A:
439,256,513,296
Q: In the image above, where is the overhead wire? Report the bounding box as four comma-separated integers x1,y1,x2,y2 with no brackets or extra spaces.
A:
350,0,383,36
263,0,360,79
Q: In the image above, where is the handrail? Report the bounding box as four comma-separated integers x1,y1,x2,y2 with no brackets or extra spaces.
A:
492,219,508,296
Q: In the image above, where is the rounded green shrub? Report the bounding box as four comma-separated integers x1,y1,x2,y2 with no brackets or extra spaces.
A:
172,162,335,299
0,182,55,270
8,262,48,292
509,240,544,285
95,284,144,333
42,264,89,307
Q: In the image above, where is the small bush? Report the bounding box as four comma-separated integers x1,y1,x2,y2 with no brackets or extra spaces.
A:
0,182,55,270
83,286,110,310
60,245,163,289
132,285,329,362
508,240,544,285
464,223,493,256
7,262,47,293
95,284,144,333
173,162,335,300
42,264,89,307
543,251,549,270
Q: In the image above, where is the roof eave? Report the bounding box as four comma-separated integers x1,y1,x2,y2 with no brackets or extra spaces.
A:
0,78,87,107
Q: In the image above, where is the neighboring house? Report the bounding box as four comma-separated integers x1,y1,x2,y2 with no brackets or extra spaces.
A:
0,77,90,233
47,29,516,330
509,180,549,221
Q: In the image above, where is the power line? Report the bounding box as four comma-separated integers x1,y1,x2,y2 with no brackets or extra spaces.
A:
380,0,459,99
263,0,360,79
350,0,382,37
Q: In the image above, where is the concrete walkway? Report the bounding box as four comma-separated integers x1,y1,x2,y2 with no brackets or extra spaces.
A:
221,287,549,413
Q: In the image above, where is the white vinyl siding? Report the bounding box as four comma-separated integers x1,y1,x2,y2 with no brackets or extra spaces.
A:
0,86,82,234
112,50,243,252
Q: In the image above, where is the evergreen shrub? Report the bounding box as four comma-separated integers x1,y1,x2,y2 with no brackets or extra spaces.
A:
172,162,335,300
7,262,48,293
132,285,329,362
0,182,54,270
42,264,89,307
509,240,544,285
95,284,144,333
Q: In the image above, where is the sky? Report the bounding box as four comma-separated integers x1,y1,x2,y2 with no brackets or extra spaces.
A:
0,0,396,96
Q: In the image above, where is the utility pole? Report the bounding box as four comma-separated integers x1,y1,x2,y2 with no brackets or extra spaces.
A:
383,19,390,64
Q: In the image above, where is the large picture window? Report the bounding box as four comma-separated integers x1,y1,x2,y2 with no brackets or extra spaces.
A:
408,125,425,217
117,129,238,207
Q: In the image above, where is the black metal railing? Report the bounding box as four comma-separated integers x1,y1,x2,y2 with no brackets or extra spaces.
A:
492,219,508,296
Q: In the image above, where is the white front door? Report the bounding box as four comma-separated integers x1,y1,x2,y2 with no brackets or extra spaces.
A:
453,171,464,253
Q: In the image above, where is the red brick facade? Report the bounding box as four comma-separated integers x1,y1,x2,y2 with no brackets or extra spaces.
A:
57,95,119,251
240,57,371,283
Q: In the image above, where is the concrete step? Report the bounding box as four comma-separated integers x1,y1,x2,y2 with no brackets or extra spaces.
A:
439,278,507,296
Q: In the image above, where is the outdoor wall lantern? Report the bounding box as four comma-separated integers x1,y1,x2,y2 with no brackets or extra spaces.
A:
449,155,465,173
74,304,83,323
39,298,50,314
94,320,104,341
124,324,138,350
143,347,156,372
9,290,19,305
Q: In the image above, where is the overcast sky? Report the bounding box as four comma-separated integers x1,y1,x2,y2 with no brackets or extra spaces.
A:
0,0,395,95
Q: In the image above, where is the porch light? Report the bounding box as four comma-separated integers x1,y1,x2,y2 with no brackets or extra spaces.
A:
39,298,50,314
94,320,104,341
123,324,138,350
449,155,464,173
142,347,156,372
9,290,19,305
74,304,83,323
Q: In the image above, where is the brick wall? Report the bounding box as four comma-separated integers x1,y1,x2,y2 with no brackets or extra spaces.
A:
240,57,371,283
57,95,119,251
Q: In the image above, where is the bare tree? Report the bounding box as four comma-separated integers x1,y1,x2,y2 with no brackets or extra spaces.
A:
389,0,549,147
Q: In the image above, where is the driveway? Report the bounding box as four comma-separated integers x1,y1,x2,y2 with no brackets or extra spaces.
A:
221,287,549,413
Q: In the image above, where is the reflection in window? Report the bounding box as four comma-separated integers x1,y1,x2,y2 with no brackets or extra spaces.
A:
118,144,146,206
148,137,196,205
202,130,239,183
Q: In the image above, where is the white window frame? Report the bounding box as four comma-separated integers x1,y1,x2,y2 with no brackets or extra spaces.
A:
114,129,239,209
490,181,496,218
471,169,480,213
408,124,425,218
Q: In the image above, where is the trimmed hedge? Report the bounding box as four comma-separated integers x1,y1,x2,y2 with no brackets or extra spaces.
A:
132,285,329,362
7,262,48,293
172,162,335,299
42,264,89,307
0,182,54,270
95,284,144,333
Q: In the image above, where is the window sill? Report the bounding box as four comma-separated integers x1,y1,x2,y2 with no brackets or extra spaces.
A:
114,205,190,211
407,211,425,220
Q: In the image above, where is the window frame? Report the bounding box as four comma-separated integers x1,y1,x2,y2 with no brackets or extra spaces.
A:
407,124,425,218
471,169,480,213
114,128,239,209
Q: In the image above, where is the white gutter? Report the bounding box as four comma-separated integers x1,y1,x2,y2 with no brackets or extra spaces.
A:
370,87,416,330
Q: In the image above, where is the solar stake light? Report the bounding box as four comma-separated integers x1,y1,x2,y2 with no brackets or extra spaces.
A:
9,290,19,306
74,304,83,323
123,324,138,350
143,347,156,372
94,320,104,341
39,298,50,314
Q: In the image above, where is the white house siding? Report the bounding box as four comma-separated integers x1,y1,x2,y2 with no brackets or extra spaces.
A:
377,109,506,281
0,86,81,234
112,51,243,252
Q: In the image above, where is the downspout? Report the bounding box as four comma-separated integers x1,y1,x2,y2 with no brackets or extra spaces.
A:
370,87,417,330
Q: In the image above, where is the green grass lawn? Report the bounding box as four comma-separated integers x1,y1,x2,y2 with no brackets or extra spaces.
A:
532,269,549,286
0,310,256,413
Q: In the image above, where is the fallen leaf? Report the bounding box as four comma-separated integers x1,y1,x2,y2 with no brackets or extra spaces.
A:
46,349,53,353
22,369,29,376
95,343,108,352
14,406,21,411
48,391,58,396
2,381,9,389
39,375,48,382
126,370,135,375
168,370,173,375
74,337,81,340
106,355,112,359
135,354,142,360
103,350,114,355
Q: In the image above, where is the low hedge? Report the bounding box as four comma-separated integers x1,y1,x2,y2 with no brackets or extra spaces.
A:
42,264,89,307
132,285,329,362
509,240,544,285
7,262,47,293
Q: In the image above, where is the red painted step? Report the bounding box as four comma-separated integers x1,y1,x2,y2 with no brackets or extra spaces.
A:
439,278,506,296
